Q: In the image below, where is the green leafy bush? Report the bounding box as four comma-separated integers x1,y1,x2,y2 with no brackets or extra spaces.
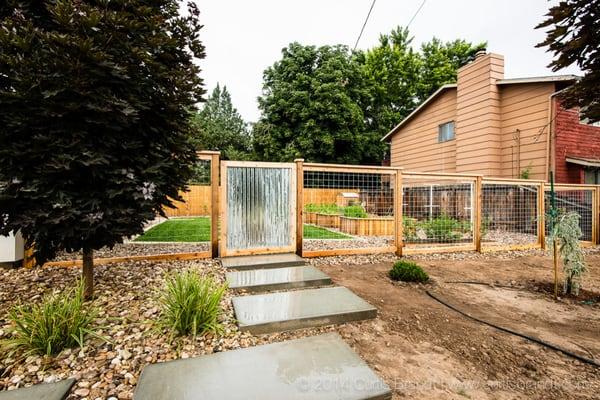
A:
548,210,587,295
403,217,418,241
304,203,342,215
423,214,463,241
2,281,98,356
343,205,368,218
158,270,227,337
389,261,429,283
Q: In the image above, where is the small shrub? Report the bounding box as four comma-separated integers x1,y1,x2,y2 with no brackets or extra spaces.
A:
2,280,98,356
423,214,463,241
343,205,368,218
548,210,587,295
158,270,227,337
389,261,429,283
403,217,418,241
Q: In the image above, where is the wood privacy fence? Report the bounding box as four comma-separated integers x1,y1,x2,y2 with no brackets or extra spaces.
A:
157,155,600,259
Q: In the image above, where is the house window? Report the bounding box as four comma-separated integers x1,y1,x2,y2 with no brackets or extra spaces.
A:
438,121,455,143
584,169,600,184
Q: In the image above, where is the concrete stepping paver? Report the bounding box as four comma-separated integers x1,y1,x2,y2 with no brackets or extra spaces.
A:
227,265,332,293
221,253,304,271
0,379,75,400
232,286,377,334
133,333,391,400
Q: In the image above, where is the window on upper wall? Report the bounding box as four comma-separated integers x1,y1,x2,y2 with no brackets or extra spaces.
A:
438,121,455,143
584,169,600,184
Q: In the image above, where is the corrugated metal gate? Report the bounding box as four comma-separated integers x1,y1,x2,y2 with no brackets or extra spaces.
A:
220,161,297,257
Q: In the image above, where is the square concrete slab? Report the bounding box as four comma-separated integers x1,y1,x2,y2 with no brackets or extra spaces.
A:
0,379,75,400
227,265,332,293
133,333,391,400
221,253,305,271
232,286,377,334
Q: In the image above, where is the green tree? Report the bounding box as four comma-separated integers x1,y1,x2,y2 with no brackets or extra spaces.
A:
253,43,380,164
536,0,600,123
363,27,485,140
0,1,205,298
190,84,252,160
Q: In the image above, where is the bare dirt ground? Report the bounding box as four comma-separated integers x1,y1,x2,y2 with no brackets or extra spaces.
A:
318,252,600,399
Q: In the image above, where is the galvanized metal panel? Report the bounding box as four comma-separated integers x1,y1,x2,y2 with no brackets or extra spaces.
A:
226,167,292,251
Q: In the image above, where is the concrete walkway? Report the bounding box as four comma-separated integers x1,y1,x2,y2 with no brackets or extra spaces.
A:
134,333,391,400
0,379,74,400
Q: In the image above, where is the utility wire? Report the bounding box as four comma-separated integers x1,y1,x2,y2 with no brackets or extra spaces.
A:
406,0,427,29
353,0,377,51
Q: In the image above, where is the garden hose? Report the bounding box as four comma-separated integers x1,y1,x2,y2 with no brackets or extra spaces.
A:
425,290,600,368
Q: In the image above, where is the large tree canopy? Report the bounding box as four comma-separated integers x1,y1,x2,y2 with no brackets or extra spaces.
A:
0,0,205,297
254,28,485,164
537,0,600,123
190,84,252,160
254,43,373,164
363,27,486,142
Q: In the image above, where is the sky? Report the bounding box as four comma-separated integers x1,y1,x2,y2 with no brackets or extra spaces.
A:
196,0,581,122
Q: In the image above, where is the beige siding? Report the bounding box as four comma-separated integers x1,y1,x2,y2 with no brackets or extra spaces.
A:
455,53,504,176
390,89,457,172
499,83,554,179
387,52,554,181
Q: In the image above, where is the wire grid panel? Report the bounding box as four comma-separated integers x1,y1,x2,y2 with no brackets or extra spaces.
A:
481,182,540,249
402,175,475,247
302,169,395,251
545,187,595,242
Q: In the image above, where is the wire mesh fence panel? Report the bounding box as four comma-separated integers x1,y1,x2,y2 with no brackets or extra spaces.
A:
302,168,396,253
481,181,541,249
545,187,595,243
403,175,475,248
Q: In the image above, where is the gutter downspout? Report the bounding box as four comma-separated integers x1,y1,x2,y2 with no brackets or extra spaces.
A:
545,88,569,182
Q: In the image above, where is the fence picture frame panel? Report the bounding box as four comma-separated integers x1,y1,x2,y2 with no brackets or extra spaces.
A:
402,173,477,252
301,163,397,258
480,179,543,252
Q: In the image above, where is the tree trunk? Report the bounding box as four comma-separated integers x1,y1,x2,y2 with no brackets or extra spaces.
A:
82,247,94,300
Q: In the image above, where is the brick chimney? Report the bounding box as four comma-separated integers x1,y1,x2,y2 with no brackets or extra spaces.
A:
455,52,504,176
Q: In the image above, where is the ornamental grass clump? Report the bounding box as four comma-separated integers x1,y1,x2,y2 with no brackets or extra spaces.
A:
158,270,227,337
2,280,98,356
389,260,429,283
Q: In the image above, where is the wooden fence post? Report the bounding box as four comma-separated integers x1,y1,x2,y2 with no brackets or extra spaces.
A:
295,159,304,257
593,186,599,246
210,152,220,258
395,169,403,257
539,182,546,249
474,176,483,252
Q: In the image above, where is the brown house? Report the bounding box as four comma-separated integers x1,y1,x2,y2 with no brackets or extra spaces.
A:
382,52,600,184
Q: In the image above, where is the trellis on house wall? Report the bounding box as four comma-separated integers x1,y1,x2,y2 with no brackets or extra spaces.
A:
43,151,600,267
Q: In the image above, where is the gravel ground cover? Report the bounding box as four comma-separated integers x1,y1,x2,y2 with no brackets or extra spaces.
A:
3,247,599,399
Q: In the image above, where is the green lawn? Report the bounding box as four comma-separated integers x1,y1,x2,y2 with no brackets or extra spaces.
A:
303,224,351,239
135,218,350,242
135,217,210,242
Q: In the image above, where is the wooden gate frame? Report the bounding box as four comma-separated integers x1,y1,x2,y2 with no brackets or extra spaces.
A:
219,161,297,257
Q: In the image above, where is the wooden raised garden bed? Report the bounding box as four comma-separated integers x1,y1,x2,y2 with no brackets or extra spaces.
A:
316,213,341,229
340,216,394,236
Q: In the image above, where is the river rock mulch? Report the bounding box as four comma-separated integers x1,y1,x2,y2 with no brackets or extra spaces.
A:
0,260,335,399
51,242,210,262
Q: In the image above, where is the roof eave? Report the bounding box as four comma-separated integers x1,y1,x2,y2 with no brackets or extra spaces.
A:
381,84,457,142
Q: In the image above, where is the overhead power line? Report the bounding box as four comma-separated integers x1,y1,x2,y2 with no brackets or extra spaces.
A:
353,0,377,51
406,0,427,29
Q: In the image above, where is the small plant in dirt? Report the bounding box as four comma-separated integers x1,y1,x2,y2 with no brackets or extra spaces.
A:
389,261,429,283
343,205,368,218
2,281,99,356
548,211,587,295
423,214,463,241
158,270,227,337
